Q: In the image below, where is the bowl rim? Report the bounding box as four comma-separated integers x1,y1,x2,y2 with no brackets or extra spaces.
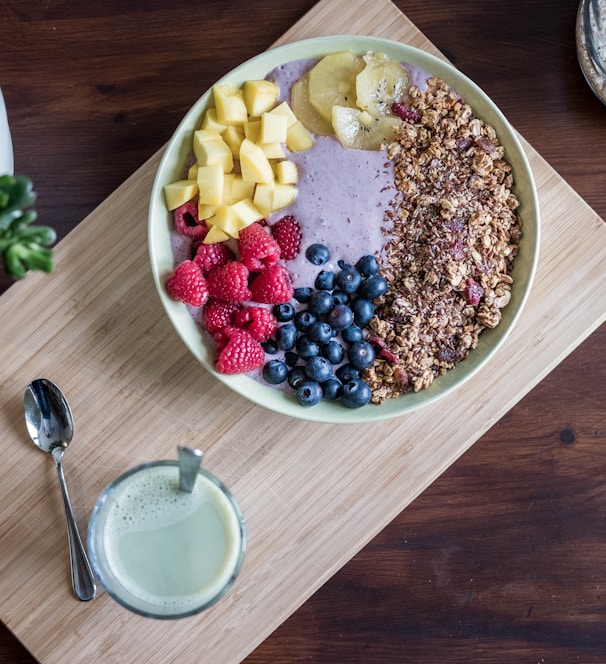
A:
148,34,540,424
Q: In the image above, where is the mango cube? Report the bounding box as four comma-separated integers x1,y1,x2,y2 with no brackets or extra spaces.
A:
213,84,248,125
268,101,298,128
231,198,264,227
287,120,314,152
259,112,288,144
163,179,198,210
253,182,275,216
203,224,231,244
244,119,261,143
197,164,224,205
193,132,234,172
230,175,255,201
222,124,245,158
198,203,218,220
207,205,241,238
201,108,227,133
187,163,199,180
240,138,274,184
260,142,285,160
272,183,297,211
243,80,280,116
275,159,298,184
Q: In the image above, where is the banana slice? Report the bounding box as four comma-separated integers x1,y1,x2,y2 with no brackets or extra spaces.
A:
356,52,409,116
307,51,365,122
291,73,334,136
332,105,402,150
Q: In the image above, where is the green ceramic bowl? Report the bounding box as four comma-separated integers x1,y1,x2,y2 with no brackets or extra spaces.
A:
148,35,540,424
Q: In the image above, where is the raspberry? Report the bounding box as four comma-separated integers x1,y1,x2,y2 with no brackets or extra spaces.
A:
173,201,208,240
463,277,484,306
271,215,302,260
193,241,235,273
202,298,241,336
214,326,265,375
206,261,251,303
233,306,279,342
250,264,294,304
238,222,281,272
391,102,422,123
165,260,209,307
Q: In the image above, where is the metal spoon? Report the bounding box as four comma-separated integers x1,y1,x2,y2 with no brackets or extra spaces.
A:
24,378,96,601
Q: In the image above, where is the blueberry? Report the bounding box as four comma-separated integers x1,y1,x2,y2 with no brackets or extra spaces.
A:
296,334,320,358
335,265,363,293
351,297,375,327
284,351,300,367
332,290,350,305
294,310,317,332
321,339,344,365
296,380,323,407
326,303,353,330
336,363,360,384
337,259,351,270
341,324,364,343
275,323,297,351
358,274,388,299
321,377,343,401
287,366,307,389
262,359,288,384
294,287,313,303
355,255,379,276
272,302,295,322
341,379,372,408
304,356,333,382
306,243,330,266
308,321,333,344
348,340,376,370
308,290,334,316
262,339,278,354
315,270,335,291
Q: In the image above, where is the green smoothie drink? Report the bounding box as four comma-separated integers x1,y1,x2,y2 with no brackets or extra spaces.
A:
88,461,245,618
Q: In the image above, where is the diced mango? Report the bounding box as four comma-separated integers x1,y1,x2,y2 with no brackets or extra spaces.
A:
287,120,314,152
197,164,224,206
193,133,234,172
230,175,255,201
253,182,275,217
221,173,236,204
260,142,285,160
201,108,227,133
268,101,298,128
272,183,297,211
244,119,261,143
187,163,199,180
213,84,248,125
275,159,298,184
231,198,264,227
240,138,274,184
222,125,245,158
207,205,241,238
243,80,280,116
259,112,288,144
198,203,218,220
163,179,199,211
203,223,231,244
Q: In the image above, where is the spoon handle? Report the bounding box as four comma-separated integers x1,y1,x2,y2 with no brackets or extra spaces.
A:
56,461,97,601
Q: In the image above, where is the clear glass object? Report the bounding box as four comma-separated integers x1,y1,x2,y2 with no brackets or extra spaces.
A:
577,0,606,103
88,460,246,619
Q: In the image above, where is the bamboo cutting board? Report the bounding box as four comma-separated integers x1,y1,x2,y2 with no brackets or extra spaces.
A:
1,0,605,662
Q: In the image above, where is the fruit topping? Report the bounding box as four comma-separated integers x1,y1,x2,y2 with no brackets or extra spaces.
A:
202,299,241,337
173,201,208,240
270,215,302,260
305,243,331,265
355,52,409,117
233,306,279,342
206,261,252,303
249,264,294,304
463,277,485,306
332,105,401,151
238,222,281,272
165,260,209,307
193,241,235,273
214,326,265,375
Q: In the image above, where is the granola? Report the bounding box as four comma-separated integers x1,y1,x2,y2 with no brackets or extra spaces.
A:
365,78,522,403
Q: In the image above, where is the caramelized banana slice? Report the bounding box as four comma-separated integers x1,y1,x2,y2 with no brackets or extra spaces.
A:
356,52,409,116
307,51,365,122
291,73,334,136
332,105,402,150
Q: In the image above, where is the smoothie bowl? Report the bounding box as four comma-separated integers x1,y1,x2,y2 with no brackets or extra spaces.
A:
148,35,539,424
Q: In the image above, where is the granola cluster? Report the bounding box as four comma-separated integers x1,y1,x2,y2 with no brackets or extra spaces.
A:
365,78,522,403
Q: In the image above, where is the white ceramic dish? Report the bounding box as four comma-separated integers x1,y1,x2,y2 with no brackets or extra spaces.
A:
148,35,540,424
0,88,14,175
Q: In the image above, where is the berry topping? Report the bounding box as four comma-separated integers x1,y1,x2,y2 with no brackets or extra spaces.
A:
206,261,251,303
271,215,302,260
233,306,279,342
391,102,422,123
165,260,209,307
351,297,375,326
173,201,208,240
293,287,313,303
272,302,296,322
341,379,372,409
262,359,289,385
304,356,332,383
249,264,294,304
214,326,265,375
238,222,281,272
348,340,376,370
305,243,331,265
335,264,362,293
275,324,298,351
202,298,241,337
326,303,354,330
355,254,379,276
193,241,235,273
296,380,323,407
358,273,388,299
464,277,485,306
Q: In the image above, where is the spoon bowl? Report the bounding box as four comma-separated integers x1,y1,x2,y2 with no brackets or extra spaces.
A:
24,378,96,601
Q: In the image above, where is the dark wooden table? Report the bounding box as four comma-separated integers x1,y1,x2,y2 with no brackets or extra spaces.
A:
2,1,605,662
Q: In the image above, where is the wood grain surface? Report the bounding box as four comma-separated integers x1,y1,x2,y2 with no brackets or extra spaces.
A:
1,1,605,662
